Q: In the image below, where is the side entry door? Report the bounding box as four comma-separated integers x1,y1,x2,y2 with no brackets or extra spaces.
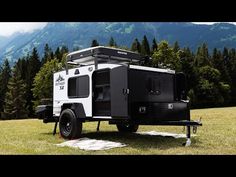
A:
110,66,128,118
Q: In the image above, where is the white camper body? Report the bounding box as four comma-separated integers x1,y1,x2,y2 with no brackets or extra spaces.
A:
53,63,120,118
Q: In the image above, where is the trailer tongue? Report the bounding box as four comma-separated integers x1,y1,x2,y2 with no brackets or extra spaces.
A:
36,46,202,146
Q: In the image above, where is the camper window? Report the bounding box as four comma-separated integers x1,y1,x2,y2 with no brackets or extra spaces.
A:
68,75,89,98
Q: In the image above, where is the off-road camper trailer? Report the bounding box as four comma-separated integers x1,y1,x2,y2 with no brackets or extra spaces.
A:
36,46,202,146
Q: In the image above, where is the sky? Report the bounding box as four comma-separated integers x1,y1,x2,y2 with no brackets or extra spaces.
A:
0,22,236,37
0,22,47,37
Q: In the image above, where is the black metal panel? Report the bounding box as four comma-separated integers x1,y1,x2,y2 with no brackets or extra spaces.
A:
129,69,175,103
70,103,86,119
61,103,86,119
110,66,128,118
127,69,189,123
130,102,190,122
176,72,187,100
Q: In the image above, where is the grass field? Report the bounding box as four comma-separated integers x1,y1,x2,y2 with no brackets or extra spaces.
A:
0,107,236,155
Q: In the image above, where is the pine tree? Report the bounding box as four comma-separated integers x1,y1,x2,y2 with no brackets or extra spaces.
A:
3,67,27,119
14,48,42,117
222,47,231,84
173,41,180,53
55,47,60,60
151,38,158,53
55,46,69,61
179,47,198,92
228,48,236,75
212,48,231,84
16,57,28,81
0,59,11,115
195,43,210,67
26,48,41,117
91,39,99,47
227,48,236,104
211,48,221,69
108,37,117,47
141,35,150,56
41,43,53,65
131,38,141,53
30,48,41,71
50,51,54,60
61,46,69,54
44,43,51,59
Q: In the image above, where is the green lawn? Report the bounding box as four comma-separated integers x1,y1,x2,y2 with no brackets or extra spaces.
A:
0,107,236,155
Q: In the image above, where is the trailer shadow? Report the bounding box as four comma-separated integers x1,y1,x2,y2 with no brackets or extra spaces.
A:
80,131,199,150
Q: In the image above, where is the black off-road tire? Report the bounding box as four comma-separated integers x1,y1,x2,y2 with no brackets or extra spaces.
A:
116,122,139,133
59,109,82,139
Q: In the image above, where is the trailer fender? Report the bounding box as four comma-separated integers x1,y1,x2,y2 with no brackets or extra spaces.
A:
61,103,86,119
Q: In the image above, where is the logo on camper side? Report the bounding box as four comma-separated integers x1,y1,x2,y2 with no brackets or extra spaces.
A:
56,75,65,82
55,75,65,88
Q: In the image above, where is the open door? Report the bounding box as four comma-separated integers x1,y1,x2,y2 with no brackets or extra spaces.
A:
110,66,128,118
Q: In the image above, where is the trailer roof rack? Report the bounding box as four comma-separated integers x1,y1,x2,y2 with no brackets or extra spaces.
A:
67,46,143,66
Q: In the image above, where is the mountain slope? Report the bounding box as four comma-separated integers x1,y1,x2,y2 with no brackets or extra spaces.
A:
1,22,236,64
0,36,7,48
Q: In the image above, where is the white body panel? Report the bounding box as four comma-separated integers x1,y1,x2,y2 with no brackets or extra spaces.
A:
53,63,121,117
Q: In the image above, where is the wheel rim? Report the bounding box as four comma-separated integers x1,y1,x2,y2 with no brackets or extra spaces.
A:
61,115,72,136
65,122,72,132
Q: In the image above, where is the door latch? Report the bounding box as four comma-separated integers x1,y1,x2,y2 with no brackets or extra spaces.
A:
123,88,130,95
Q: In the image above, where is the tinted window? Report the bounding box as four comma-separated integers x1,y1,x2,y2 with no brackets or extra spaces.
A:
68,75,89,98
77,76,89,97
68,78,76,96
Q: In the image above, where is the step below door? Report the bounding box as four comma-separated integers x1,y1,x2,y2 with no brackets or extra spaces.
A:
110,66,128,118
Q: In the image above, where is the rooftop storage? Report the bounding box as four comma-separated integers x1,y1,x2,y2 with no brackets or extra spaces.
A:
67,46,143,65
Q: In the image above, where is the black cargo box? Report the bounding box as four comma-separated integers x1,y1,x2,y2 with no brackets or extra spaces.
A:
67,46,143,65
